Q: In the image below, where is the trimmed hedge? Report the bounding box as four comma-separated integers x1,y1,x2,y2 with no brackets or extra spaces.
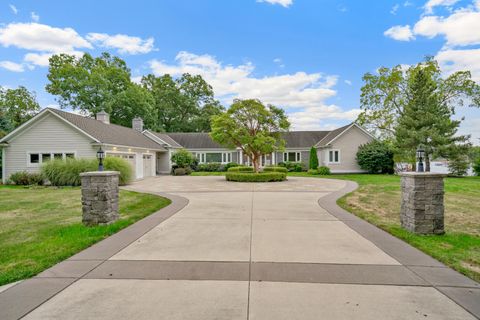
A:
227,166,254,172
197,162,223,172
263,166,288,173
41,157,133,186
225,171,286,182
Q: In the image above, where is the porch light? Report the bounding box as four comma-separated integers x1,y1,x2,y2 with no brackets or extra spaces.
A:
416,146,425,172
97,147,105,171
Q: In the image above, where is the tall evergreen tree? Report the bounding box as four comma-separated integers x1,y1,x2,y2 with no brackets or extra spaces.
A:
395,67,469,171
309,146,319,170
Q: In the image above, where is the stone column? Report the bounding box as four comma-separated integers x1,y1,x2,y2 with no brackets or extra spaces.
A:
80,171,120,226
399,172,446,234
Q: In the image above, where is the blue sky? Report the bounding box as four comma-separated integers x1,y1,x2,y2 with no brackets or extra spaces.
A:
0,0,479,143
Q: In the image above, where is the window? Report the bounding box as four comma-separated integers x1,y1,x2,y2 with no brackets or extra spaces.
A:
54,153,63,160
328,150,340,163
29,153,40,164
205,153,222,163
222,152,232,163
42,153,51,162
283,152,300,162
65,153,75,159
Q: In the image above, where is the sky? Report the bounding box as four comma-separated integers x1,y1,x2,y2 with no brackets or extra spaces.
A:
0,0,479,144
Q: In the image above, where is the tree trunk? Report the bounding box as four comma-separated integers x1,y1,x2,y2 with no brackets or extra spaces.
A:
252,154,260,173
425,153,431,172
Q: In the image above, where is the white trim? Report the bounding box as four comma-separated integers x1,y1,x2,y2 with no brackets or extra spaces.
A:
93,142,165,152
283,151,301,162
327,149,341,164
142,130,178,149
193,151,233,164
2,147,6,184
26,150,77,167
327,123,375,146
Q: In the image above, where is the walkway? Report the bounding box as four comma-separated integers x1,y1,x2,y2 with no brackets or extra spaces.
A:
0,176,478,319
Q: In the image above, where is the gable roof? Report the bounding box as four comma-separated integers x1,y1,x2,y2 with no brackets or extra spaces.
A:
315,123,374,147
280,131,329,148
147,132,183,148
48,109,165,150
166,132,225,149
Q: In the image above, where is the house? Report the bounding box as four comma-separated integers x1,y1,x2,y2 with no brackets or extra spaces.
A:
0,108,374,183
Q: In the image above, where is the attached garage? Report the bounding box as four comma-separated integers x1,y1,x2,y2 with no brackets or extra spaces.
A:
107,153,136,178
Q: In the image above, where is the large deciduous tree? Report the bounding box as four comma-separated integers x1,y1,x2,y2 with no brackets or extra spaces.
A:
141,73,224,132
210,99,290,172
0,86,40,133
358,58,480,140
394,67,470,171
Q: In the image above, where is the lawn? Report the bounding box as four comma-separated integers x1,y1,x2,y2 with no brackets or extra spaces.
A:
289,173,480,282
0,186,171,286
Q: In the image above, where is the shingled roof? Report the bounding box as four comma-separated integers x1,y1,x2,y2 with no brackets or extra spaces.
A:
166,133,224,149
148,132,183,148
314,123,353,147
280,131,330,148
49,108,166,150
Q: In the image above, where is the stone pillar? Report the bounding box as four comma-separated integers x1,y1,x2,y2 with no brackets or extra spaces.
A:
80,171,120,226
399,172,446,235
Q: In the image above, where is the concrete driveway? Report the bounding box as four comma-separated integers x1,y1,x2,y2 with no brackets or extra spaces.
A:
1,176,479,319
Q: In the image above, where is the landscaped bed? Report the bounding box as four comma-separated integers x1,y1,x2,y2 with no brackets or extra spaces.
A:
225,166,287,182
0,186,170,286
289,173,480,282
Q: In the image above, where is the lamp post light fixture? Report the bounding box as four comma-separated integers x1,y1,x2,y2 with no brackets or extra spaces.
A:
416,147,425,172
96,147,105,171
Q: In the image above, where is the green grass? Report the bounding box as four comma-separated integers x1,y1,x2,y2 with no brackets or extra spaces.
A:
0,186,170,285
289,173,480,281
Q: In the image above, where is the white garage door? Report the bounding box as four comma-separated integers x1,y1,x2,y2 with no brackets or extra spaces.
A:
143,154,153,177
108,153,136,177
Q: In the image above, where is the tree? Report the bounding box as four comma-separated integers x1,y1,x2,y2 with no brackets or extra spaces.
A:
448,154,470,177
210,99,290,173
309,146,319,170
358,58,480,140
141,73,224,132
473,158,480,176
356,140,394,174
46,52,153,128
171,149,195,168
394,67,470,171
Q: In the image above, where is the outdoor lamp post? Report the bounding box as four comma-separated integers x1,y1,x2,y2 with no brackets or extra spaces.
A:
416,147,425,172
97,147,105,171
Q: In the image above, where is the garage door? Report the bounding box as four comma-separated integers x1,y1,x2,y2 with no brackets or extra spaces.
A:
143,154,153,177
108,153,136,177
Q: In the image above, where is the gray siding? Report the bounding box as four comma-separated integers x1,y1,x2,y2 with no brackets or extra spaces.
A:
4,113,96,180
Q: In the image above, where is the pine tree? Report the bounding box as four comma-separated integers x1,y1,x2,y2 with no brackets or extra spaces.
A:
395,68,469,171
309,146,319,170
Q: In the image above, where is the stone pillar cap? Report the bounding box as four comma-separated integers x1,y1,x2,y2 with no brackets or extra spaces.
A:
80,171,120,177
398,172,448,177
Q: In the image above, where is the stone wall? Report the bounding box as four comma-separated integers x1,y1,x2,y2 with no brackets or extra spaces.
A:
400,172,446,234
80,171,120,226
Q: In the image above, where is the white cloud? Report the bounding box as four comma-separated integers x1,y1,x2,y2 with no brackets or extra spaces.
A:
0,22,92,52
86,33,155,55
413,5,480,46
391,4,400,14
148,51,355,130
344,80,352,85
31,12,39,22
424,0,460,14
23,51,83,67
288,106,360,130
384,25,415,41
9,4,18,14
436,48,480,82
257,0,293,8
0,60,25,72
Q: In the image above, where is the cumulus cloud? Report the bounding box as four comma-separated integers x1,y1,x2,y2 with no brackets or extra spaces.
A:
384,25,415,41
0,22,92,52
257,0,293,8
436,48,480,82
424,0,460,14
149,51,355,130
86,33,155,55
0,60,25,72
31,12,39,22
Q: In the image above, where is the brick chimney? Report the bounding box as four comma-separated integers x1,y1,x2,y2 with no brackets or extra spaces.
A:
132,117,144,132
96,110,110,124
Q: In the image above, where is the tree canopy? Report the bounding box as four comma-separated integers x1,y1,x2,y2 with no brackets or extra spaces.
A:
210,99,290,172
358,58,480,140
0,86,40,137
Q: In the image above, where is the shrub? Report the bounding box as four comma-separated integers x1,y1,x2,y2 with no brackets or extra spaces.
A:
103,157,133,185
317,166,331,175
278,161,306,172
197,162,223,172
307,169,319,175
224,162,239,171
448,155,469,177
171,149,195,168
309,146,319,170
473,158,480,176
9,171,44,185
226,171,286,182
263,166,288,173
174,168,186,176
41,157,132,186
356,141,394,174
227,166,254,172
